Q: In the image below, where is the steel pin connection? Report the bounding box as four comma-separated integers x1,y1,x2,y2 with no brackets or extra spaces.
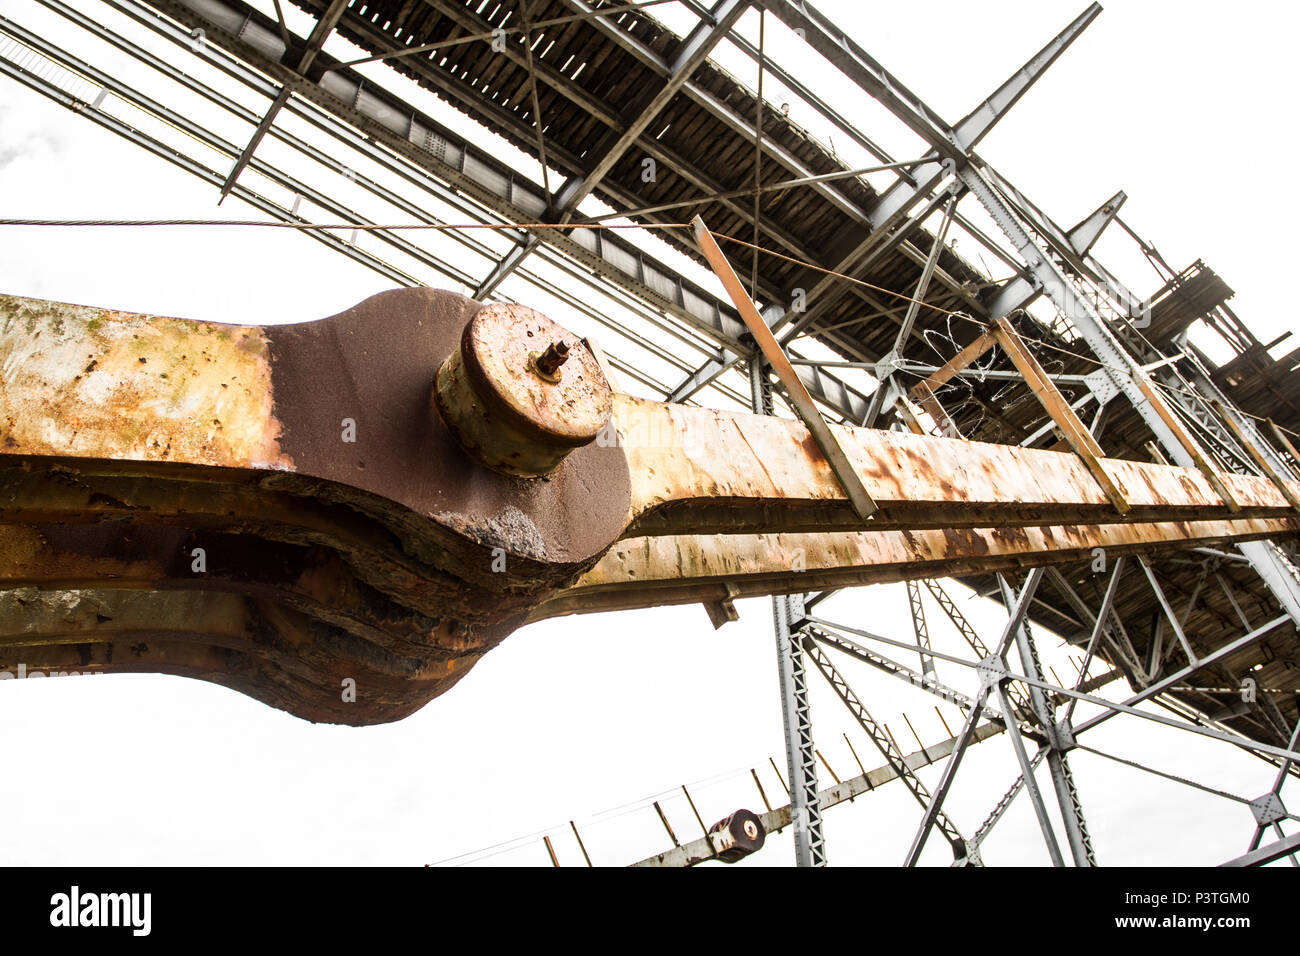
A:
532,340,570,381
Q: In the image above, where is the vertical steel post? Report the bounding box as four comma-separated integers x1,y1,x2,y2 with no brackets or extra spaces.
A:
992,681,1065,867
904,568,1045,864
999,575,1096,866
1247,714,1300,854
751,358,826,866
907,580,936,685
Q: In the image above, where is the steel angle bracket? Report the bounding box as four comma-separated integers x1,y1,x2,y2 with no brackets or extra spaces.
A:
956,840,983,867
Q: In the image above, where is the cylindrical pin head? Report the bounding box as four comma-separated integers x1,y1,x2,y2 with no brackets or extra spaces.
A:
434,303,612,477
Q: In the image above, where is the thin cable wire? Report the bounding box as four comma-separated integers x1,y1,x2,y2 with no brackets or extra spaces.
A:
713,230,973,320
0,218,692,231
9,217,1296,445
425,760,761,867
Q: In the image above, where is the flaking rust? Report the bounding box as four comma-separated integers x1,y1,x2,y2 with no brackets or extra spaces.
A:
0,294,290,469
0,288,1295,724
535,516,1300,620
0,288,630,723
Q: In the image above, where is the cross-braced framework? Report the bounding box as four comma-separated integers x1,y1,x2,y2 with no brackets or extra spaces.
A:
2,0,1299,866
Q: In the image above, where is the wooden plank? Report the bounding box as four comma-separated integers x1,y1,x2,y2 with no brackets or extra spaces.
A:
1134,375,1242,513
991,317,1130,515
912,380,962,439
1210,401,1300,513
916,329,997,390
892,394,930,436
906,328,997,439
692,216,878,518
1268,418,1300,478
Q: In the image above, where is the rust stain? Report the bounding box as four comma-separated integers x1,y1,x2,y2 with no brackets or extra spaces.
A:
0,295,291,470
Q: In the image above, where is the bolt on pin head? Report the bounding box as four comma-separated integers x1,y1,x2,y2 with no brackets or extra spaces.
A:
434,303,612,478
530,340,570,382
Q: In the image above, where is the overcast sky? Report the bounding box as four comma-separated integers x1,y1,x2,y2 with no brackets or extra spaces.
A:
0,0,1294,866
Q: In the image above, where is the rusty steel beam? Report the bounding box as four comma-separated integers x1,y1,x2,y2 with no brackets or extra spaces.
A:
613,394,1298,536
0,288,631,723
1,290,1297,725
534,516,1300,619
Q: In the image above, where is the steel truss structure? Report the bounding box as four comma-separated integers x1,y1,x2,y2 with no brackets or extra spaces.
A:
3,0,1300,866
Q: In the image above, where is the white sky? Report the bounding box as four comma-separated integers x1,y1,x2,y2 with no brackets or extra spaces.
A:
0,0,1295,866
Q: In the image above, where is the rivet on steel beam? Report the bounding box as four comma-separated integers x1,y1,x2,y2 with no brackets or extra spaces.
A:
434,302,612,478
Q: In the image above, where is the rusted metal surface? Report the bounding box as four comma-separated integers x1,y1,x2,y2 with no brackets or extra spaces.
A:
708,809,766,863
435,303,611,477
0,288,629,723
613,394,1300,536
0,294,288,468
0,586,480,724
263,289,630,567
534,516,1300,619
1,289,1295,725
